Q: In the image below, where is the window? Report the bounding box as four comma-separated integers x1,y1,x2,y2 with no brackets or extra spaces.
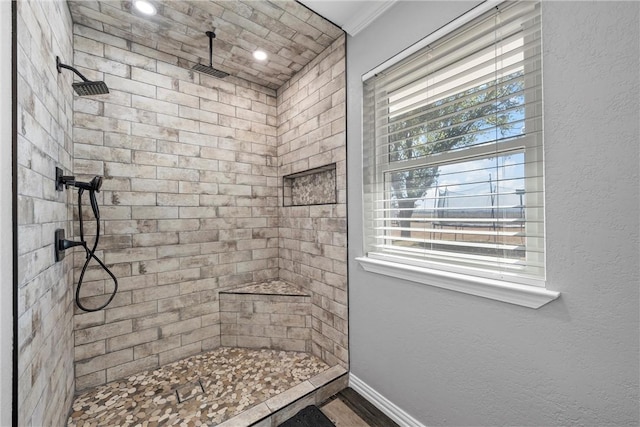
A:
359,1,558,307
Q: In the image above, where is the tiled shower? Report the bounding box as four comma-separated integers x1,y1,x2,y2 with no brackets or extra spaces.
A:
16,1,347,425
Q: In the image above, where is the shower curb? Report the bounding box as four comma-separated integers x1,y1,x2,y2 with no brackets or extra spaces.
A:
216,366,348,427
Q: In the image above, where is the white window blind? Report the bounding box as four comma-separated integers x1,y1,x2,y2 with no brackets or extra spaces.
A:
362,1,545,286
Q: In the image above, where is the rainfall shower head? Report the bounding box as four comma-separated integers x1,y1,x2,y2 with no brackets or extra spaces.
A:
72,81,110,96
192,31,229,78
192,63,229,78
56,56,110,96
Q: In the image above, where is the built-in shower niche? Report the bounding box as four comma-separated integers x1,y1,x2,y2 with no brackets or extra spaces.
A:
283,163,337,207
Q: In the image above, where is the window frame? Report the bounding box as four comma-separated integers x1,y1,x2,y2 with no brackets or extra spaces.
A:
356,0,559,308
374,138,540,285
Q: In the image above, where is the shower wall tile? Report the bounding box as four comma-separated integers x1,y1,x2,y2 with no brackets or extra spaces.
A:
68,14,346,394
16,0,76,425
72,23,280,390
276,35,348,368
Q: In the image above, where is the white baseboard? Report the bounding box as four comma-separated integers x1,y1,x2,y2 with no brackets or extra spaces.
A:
348,374,426,427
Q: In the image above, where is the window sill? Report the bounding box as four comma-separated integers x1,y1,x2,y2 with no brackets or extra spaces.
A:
355,256,559,309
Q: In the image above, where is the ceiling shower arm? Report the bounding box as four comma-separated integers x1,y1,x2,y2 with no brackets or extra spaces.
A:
206,30,215,67
56,56,90,82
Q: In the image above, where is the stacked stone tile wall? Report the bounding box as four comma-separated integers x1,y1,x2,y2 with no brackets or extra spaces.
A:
276,36,348,368
71,23,280,390
16,0,76,425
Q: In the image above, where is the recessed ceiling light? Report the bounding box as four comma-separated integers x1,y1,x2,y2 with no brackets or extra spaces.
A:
253,50,268,61
134,0,156,16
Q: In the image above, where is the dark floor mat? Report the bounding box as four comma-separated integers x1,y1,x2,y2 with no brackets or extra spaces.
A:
278,405,336,427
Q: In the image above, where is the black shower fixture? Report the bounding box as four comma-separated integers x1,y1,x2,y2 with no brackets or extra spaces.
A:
59,174,103,193
55,167,118,312
56,56,110,96
192,31,230,78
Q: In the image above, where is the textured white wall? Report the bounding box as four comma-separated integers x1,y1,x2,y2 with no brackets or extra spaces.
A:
347,1,639,425
1,1,13,425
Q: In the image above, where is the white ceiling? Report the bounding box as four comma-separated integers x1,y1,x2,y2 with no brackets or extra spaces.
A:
298,0,396,36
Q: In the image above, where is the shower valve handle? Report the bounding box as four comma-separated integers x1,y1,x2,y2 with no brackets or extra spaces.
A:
59,238,86,251
54,229,87,262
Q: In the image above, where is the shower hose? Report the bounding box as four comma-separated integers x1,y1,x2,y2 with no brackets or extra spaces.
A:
75,188,118,312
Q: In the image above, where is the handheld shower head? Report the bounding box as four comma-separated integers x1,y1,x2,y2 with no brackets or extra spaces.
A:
58,174,103,192
56,56,110,96
53,168,116,312
74,176,103,192
58,174,103,219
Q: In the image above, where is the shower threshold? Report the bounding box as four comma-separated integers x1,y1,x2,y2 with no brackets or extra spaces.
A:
67,347,347,426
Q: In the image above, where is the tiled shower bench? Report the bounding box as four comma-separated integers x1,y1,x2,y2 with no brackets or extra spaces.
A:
219,280,313,353
217,279,348,426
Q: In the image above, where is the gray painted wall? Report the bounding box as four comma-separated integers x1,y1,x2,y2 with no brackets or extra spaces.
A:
347,1,639,425
1,1,13,425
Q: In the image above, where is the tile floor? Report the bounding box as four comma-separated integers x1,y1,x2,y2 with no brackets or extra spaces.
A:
67,347,330,426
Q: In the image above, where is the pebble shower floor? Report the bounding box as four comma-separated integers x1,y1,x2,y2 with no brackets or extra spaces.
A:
67,347,330,426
